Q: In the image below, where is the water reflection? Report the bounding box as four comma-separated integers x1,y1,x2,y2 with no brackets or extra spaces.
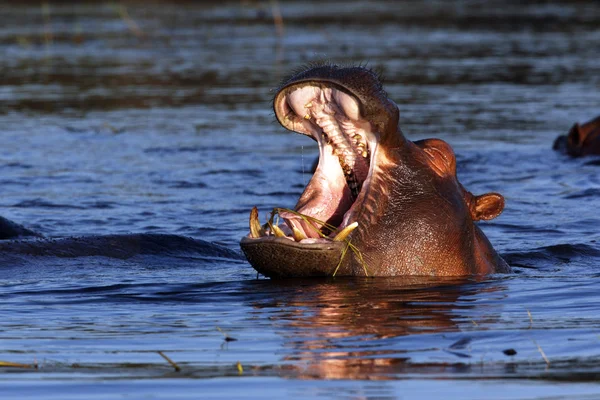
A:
252,277,507,379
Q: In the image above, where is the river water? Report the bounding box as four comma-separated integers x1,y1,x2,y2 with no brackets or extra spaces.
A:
1,1,600,399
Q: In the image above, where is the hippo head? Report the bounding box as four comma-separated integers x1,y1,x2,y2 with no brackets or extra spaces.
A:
553,115,600,157
241,64,509,278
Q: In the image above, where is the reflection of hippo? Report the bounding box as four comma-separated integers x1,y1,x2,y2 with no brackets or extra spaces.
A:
241,64,510,278
553,115,600,157
257,278,505,379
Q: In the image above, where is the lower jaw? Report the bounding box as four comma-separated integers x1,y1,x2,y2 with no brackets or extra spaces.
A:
240,235,349,278
248,206,359,244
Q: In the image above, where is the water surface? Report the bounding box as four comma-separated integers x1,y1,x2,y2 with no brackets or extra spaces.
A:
1,1,600,399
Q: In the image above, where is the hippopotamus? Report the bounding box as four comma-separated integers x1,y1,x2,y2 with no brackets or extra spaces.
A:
0,215,242,262
553,115,600,157
240,64,510,278
0,216,39,240
0,232,242,260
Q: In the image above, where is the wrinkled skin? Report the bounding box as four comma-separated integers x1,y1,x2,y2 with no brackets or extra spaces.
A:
241,64,510,278
553,115,600,157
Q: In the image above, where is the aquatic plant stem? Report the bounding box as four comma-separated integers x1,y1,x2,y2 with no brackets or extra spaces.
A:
157,351,181,372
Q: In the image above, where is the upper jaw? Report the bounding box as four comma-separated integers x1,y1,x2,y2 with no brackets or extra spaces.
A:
245,82,380,244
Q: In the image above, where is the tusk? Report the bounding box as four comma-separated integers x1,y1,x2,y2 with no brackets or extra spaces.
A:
332,222,359,241
291,227,307,242
271,224,287,238
249,207,264,238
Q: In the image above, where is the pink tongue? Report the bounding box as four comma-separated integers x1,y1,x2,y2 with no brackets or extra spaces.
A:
278,173,355,240
280,212,323,239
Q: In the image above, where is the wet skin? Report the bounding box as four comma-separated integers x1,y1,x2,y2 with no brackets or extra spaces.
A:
241,64,510,278
0,217,242,261
0,216,39,240
553,115,600,157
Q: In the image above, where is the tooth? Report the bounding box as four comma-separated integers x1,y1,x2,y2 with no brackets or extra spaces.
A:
292,227,307,242
333,222,359,241
362,150,368,158
305,102,313,108
304,114,311,120
249,207,264,238
271,224,287,238
353,134,361,140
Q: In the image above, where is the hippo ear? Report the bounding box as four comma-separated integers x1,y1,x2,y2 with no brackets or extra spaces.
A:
471,193,504,221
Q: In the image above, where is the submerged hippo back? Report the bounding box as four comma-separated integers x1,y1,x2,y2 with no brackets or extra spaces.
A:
0,216,39,240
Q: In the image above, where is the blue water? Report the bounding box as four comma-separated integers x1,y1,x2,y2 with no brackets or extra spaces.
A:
1,1,600,399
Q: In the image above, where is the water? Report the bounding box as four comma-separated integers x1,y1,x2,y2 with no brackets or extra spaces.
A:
1,1,600,398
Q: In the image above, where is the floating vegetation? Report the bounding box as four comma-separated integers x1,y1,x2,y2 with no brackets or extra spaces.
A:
114,3,145,39
0,360,37,369
157,351,180,372
216,326,238,342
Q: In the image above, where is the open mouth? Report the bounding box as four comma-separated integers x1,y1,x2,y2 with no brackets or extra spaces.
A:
248,84,377,243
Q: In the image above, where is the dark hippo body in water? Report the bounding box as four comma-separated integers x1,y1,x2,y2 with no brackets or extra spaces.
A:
0,233,241,260
0,216,241,262
241,65,510,278
0,216,39,240
553,115,600,157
